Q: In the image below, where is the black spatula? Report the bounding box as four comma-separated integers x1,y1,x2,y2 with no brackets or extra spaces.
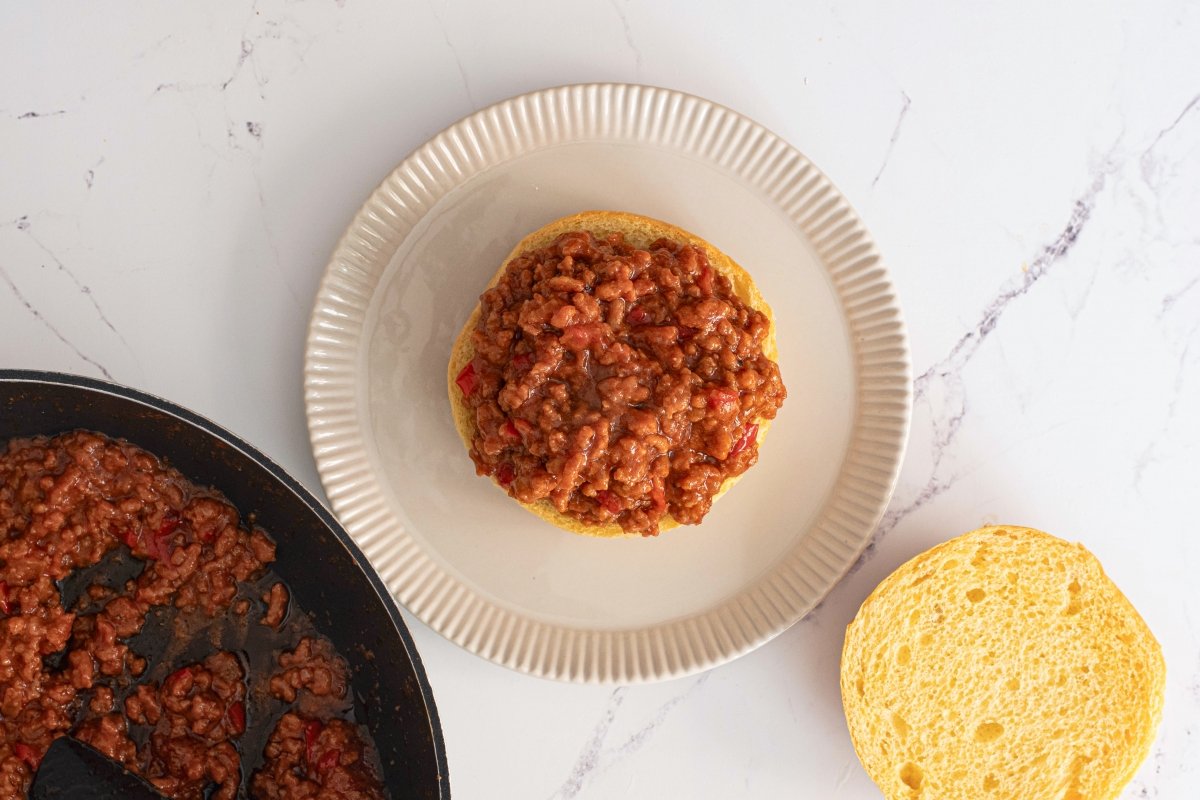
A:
30,738,165,800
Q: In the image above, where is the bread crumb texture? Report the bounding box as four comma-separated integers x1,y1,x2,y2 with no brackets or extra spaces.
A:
840,525,1165,800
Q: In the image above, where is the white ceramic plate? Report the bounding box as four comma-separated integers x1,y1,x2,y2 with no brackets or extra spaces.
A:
304,84,910,683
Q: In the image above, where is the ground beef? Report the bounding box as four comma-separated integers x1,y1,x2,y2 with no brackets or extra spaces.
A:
250,713,384,800
260,583,289,629
456,230,787,535
0,432,386,799
268,638,347,704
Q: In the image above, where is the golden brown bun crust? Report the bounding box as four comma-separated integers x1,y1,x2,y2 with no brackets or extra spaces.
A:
448,210,779,537
840,525,1165,800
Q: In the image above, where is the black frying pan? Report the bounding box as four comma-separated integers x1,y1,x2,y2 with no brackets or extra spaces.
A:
0,370,450,799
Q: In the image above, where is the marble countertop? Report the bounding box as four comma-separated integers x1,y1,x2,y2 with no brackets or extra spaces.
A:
3,1,1197,797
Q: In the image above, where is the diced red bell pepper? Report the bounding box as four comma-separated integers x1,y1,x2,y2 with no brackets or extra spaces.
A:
118,527,139,550
227,700,245,734
157,513,181,537
496,464,515,487
13,743,39,771
165,666,193,692
729,422,759,458
454,362,478,396
304,720,324,767
0,581,10,615
595,490,623,516
706,387,739,415
626,305,650,325
650,482,666,512
148,513,181,561
512,352,532,370
501,419,532,439
697,265,714,295
316,748,341,773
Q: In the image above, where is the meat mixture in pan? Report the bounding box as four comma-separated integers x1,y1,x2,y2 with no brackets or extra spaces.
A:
268,638,347,704
0,431,385,800
84,651,246,797
251,713,383,800
456,230,787,535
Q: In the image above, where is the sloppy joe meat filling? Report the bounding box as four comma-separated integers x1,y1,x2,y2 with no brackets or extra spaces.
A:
0,431,385,800
459,230,787,535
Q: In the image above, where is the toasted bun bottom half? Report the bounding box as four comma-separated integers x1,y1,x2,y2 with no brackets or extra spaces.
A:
447,210,779,538
840,525,1165,800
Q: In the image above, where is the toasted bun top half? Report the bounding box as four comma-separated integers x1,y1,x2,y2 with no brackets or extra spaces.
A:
841,525,1165,800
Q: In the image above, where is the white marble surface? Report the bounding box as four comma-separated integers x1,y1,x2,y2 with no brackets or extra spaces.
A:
2,1,1198,797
